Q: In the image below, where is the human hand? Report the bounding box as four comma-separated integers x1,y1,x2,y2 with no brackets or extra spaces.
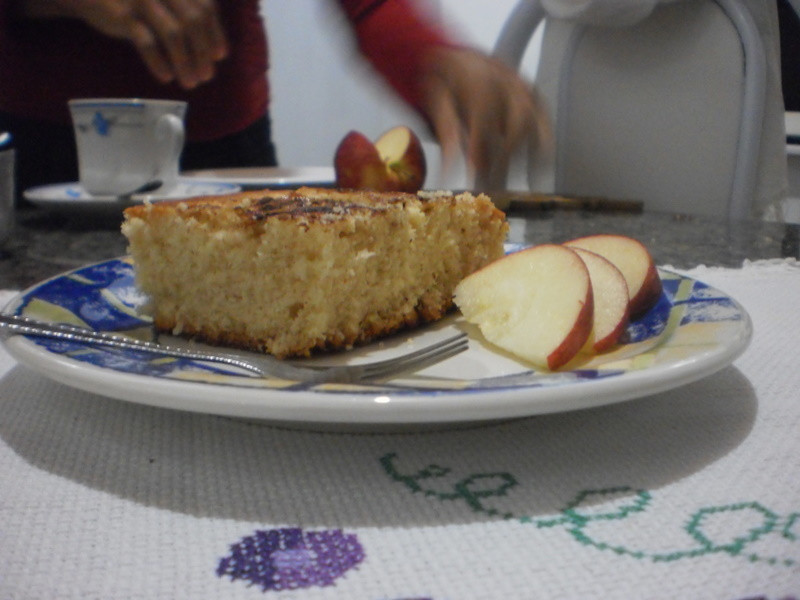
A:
420,47,552,190
19,0,229,89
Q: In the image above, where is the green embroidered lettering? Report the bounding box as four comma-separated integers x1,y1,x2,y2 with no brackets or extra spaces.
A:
381,452,798,568
686,502,778,555
380,452,518,519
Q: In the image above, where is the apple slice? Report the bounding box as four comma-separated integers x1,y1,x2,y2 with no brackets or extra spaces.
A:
570,247,630,352
564,234,662,317
454,244,594,370
333,126,426,192
374,126,426,192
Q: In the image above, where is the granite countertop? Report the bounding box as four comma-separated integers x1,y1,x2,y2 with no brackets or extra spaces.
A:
1,204,799,292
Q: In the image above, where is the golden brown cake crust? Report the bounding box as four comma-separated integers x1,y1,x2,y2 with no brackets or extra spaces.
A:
122,187,508,358
125,187,410,225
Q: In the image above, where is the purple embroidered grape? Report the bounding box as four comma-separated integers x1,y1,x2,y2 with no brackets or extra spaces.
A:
217,527,364,591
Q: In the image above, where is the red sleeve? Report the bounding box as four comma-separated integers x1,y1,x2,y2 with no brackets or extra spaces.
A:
337,0,458,111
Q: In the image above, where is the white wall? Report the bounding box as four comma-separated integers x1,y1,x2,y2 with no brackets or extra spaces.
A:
261,1,541,188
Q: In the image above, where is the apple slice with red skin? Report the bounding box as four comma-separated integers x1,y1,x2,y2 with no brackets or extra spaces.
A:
333,126,426,193
454,244,594,370
570,247,630,352
564,234,662,318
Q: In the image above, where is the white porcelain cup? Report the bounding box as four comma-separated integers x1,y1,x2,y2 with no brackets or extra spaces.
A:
69,98,186,196
0,132,14,247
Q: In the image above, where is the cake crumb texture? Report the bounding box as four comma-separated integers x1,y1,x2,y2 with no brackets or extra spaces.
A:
122,187,507,357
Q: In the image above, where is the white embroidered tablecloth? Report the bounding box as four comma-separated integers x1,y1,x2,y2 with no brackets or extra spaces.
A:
1,260,799,599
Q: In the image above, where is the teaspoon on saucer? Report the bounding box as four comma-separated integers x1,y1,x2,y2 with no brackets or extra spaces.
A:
118,180,162,202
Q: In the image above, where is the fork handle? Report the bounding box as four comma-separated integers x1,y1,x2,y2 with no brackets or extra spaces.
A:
0,312,265,376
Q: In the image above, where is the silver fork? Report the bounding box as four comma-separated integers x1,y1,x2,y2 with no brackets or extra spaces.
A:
0,313,468,384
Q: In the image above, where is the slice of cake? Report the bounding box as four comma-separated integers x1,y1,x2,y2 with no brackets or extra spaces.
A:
121,187,507,358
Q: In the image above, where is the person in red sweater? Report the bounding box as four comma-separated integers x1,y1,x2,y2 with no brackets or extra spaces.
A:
0,0,548,199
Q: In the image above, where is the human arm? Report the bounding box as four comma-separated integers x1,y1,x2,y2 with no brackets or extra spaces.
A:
10,0,228,89
420,46,551,190
339,0,551,189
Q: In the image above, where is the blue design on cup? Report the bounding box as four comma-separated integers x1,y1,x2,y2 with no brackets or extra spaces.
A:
91,111,111,136
217,528,365,591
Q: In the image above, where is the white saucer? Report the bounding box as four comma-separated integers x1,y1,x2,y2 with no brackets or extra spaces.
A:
182,166,335,188
24,180,242,213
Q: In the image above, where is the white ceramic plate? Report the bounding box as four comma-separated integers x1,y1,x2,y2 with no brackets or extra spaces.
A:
1,255,752,429
23,180,241,213
182,166,335,188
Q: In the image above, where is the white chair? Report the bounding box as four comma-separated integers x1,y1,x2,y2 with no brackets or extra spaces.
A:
494,0,768,220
